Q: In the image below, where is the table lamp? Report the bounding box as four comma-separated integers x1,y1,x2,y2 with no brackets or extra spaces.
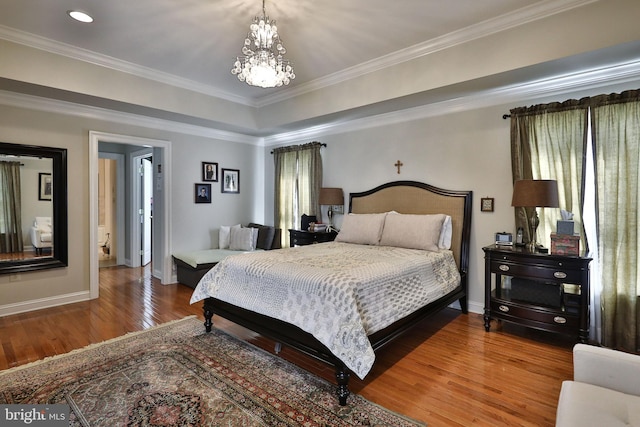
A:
319,187,344,232
511,179,559,251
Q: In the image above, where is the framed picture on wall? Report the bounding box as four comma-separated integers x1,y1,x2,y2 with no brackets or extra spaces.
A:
481,197,494,212
221,168,239,194
195,183,212,204
39,173,52,201
202,162,218,182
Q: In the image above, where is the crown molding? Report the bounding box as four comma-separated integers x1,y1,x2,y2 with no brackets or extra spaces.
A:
256,0,598,107
0,90,261,145
0,1,596,110
0,25,253,107
1,55,638,148
263,57,640,145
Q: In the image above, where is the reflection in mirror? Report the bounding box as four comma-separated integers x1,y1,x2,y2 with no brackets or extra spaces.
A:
0,142,67,274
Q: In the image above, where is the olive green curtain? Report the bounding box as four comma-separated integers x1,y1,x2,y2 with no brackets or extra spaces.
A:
590,90,640,352
273,142,323,247
509,99,589,249
511,90,640,351
0,161,23,253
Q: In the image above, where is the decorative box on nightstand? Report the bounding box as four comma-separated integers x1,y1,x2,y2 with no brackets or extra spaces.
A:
483,245,591,343
551,233,580,256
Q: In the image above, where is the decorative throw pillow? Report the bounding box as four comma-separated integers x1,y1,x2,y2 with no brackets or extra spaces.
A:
219,224,241,249
335,213,387,245
229,227,257,251
439,215,453,249
379,213,447,252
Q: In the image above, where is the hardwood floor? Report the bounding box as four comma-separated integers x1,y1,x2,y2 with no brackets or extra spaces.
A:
0,264,575,426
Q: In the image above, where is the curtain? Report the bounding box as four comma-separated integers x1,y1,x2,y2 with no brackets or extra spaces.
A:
273,142,323,246
591,90,640,352
510,100,589,249
0,161,23,253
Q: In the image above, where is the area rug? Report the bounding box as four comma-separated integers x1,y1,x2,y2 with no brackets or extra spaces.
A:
0,317,425,426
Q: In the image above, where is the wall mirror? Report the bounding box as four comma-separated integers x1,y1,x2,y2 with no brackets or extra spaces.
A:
0,142,67,274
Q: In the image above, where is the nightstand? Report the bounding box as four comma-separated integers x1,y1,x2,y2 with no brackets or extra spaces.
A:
289,229,338,247
483,244,591,343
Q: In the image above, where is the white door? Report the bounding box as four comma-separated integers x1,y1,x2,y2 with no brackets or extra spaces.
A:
141,157,152,266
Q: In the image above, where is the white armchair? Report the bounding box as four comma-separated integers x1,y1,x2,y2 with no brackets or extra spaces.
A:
556,344,640,426
30,217,53,255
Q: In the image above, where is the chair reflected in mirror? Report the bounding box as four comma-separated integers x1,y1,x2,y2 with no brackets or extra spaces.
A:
30,217,52,255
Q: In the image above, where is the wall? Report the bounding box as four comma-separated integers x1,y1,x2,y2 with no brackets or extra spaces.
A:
0,102,262,315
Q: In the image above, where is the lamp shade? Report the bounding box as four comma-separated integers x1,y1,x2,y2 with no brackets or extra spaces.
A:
511,180,560,208
319,187,344,205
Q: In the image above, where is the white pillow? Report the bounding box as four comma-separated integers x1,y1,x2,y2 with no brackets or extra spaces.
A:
229,227,257,251
335,213,387,245
219,224,241,249
380,213,446,252
439,215,453,249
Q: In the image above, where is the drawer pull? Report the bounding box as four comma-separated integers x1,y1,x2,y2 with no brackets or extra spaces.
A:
554,316,567,324
498,264,510,272
499,305,509,313
554,271,567,279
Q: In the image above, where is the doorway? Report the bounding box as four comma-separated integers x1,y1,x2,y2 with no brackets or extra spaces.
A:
97,156,122,268
89,132,172,299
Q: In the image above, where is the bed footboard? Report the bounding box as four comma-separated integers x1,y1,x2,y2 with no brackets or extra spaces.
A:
203,297,353,405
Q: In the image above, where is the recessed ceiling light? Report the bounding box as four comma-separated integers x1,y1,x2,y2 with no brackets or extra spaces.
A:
67,10,94,23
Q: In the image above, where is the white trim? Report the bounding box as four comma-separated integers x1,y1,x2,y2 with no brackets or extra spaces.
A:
0,0,596,108
256,0,599,106
0,25,251,107
0,90,260,145
0,291,91,317
263,58,640,145
2,55,640,147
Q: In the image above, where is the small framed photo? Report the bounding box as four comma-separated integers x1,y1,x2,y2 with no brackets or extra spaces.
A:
221,168,240,194
195,183,212,204
481,197,494,212
202,162,218,182
38,173,52,201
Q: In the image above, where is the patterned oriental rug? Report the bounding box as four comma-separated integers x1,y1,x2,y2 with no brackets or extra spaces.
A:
0,317,426,426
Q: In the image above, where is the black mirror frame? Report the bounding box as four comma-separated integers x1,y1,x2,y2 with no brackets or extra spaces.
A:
0,142,67,274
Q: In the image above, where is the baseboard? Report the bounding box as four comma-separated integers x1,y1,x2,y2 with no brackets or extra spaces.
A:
467,300,483,315
0,291,92,317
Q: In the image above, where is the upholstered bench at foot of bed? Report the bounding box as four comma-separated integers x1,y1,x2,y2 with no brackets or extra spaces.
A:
174,225,282,288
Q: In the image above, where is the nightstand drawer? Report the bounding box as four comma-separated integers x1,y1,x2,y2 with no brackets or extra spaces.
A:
490,300,579,329
490,260,582,283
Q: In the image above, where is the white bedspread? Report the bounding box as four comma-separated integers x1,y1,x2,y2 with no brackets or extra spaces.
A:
190,241,460,379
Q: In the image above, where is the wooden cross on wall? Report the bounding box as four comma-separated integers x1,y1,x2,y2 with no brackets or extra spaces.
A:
395,160,403,174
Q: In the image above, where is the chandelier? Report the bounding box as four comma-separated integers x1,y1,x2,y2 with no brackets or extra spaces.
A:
231,0,295,88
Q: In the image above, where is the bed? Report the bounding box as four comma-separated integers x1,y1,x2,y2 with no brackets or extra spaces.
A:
190,181,472,405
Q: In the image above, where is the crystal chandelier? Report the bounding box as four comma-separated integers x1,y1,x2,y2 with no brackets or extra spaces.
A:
231,0,295,88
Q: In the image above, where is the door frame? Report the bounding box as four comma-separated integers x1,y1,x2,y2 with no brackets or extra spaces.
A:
89,131,172,299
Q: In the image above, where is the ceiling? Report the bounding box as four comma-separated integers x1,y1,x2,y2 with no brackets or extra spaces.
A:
0,0,638,137
0,0,550,102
